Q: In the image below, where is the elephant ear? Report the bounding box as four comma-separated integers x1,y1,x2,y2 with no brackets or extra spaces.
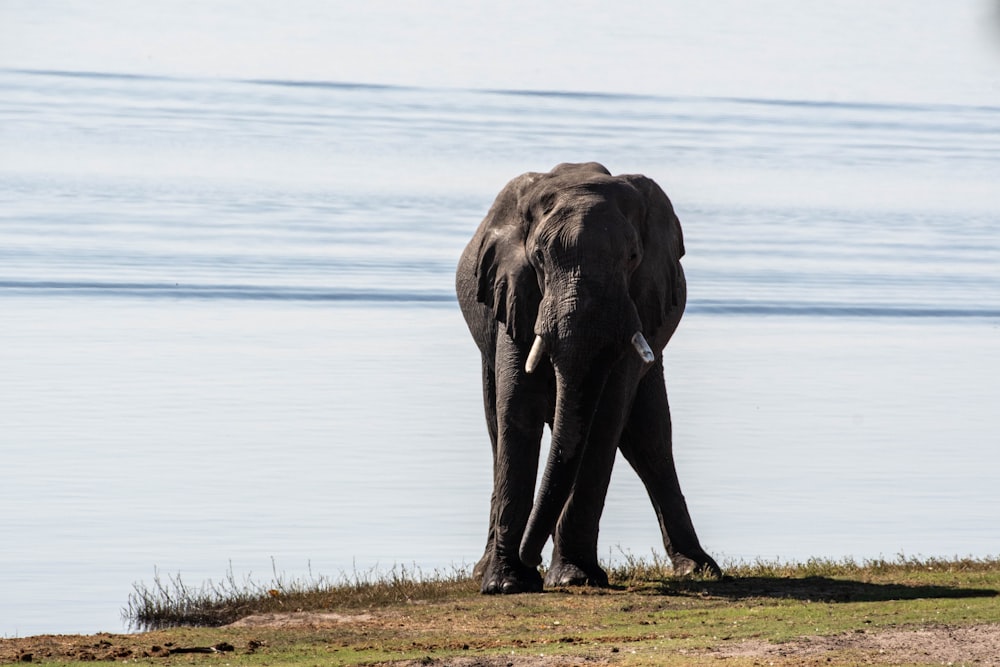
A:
474,173,542,343
623,175,686,336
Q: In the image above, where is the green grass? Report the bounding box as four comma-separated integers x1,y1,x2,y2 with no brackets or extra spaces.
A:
4,554,992,666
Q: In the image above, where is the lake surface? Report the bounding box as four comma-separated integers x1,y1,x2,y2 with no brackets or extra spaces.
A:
1,63,999,637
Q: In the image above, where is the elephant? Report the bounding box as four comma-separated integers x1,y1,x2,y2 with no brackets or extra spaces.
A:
455,162,721,594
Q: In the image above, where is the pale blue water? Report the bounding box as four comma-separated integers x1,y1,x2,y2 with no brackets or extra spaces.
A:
2,60,999,637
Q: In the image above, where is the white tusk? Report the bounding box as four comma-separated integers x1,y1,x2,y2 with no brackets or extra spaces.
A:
525,335,546,374
631,331,655,364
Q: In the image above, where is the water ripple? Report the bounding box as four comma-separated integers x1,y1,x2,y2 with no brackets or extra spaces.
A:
0,280,455,303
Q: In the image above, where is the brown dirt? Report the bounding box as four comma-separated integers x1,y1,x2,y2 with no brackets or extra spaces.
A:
226,611,375,628
710,623,1000,664
1,616,998,665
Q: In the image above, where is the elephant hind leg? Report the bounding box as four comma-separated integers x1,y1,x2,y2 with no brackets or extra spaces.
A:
618,364,721,577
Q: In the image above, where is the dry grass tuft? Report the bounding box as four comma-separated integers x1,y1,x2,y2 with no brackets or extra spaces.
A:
124,560,476,630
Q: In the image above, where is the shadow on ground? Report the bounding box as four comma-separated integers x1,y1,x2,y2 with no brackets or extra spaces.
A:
647,576,999,603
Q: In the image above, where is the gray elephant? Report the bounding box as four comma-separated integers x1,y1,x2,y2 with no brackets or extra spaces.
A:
456,162,720,594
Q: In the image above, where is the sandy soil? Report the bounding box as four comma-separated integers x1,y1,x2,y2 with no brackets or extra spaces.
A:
709,624,1000,664
2,617,998,665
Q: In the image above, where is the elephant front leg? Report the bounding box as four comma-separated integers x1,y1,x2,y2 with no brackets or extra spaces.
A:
545,439,615,588
473,358,500,581
619,362,721,577
480,331,547,594
546,361,639,588
482,423,544,594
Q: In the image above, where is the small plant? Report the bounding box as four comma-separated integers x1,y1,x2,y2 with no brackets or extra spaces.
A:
606,547,676,585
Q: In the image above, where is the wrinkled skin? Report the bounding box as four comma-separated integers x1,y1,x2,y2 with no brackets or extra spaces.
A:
456,162,721,594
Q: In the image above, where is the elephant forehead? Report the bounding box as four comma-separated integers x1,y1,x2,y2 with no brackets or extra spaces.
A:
534,213,639,268
547,178,644,219
538,190,638,235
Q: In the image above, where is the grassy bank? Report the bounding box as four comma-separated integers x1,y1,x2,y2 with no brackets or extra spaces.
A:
124,561,474,630
3,555,999,666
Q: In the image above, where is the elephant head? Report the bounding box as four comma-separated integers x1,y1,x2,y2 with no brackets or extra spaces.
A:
471,162,687,569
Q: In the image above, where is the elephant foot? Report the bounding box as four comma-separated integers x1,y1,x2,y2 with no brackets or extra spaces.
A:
670,552,722,578
480,558,543,595
544,559,609,588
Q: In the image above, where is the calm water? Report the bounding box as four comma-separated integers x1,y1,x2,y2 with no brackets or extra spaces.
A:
1,65,999,637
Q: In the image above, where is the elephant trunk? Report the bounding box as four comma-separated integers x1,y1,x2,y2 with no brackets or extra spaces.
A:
519,284,654,567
